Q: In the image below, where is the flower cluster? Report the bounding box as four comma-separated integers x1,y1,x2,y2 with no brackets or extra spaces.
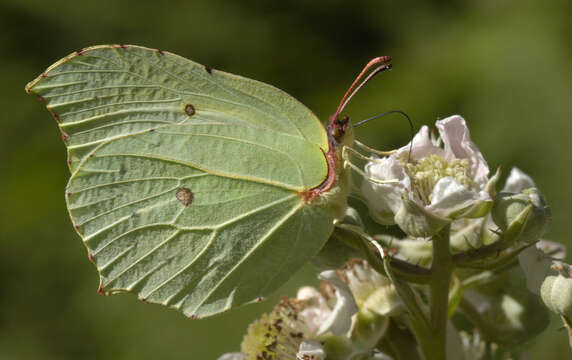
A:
220,116,570,360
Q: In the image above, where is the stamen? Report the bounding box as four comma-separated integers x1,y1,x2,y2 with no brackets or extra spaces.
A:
241,298,310,359
399,154,473,205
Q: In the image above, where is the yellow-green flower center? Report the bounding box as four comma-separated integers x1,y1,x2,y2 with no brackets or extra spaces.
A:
400,154,473,205
241,298,309,360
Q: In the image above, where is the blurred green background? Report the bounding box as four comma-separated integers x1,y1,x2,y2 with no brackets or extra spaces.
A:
1,0,571,359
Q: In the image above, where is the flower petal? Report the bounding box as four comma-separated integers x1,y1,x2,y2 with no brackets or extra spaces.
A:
398,125,445,160
536,239,566,260
316,270,358,337
297,340,326,360
519,240,566,295
362,156,409,224
504,167,536,193
436,116,489,188
428,177,491,218
297,286,332,335
519,245,553,295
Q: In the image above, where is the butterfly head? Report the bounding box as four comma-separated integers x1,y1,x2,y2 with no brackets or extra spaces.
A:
326,114,351,145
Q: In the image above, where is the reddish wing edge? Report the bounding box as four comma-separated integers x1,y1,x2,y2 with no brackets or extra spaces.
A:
299,56,393,203
299,140,337,202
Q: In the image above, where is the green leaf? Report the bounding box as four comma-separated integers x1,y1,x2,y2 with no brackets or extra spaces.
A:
26,45,348,318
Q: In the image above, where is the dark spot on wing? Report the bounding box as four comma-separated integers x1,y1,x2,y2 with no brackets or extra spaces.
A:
76,48,86,56
204,65,212,74
184,104,195,117
61,132,69,142
176,187,193,206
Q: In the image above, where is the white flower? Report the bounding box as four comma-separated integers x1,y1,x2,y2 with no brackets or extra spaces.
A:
236,271,358,360
362,116,495,236
298,270,358,337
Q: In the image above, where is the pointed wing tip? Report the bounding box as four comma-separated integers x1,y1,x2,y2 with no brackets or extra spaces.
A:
25,44,168,95
25,76,41,94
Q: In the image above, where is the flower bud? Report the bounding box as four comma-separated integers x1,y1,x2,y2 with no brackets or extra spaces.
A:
540,273,572,318
491,188,551,243
540,269,572,348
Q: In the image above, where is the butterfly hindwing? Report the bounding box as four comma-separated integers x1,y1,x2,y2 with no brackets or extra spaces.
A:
27,45,336,317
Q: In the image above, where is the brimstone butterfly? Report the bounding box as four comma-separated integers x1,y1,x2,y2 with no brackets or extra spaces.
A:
26,45,391,318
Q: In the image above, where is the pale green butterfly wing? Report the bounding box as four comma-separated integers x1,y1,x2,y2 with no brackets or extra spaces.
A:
26,45,338,318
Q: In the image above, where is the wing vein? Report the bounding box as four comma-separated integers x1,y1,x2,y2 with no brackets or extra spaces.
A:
191,202,304,312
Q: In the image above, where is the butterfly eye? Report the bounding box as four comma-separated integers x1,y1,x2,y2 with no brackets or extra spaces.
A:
330,115,350,143
184,104,196,117
176,187,194,206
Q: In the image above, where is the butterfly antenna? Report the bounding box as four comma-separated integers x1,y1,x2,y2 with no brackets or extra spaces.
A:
333,56,392,120
353,110,416,162
354,109,413,130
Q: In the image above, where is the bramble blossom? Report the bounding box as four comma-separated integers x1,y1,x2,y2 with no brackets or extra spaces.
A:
217,271,357,360
361,115,496,237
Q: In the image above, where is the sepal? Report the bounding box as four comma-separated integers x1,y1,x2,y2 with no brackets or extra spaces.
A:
492,188,551,244
394,192,450,237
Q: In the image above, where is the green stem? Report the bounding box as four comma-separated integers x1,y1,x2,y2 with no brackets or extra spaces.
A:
428,225,453,360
